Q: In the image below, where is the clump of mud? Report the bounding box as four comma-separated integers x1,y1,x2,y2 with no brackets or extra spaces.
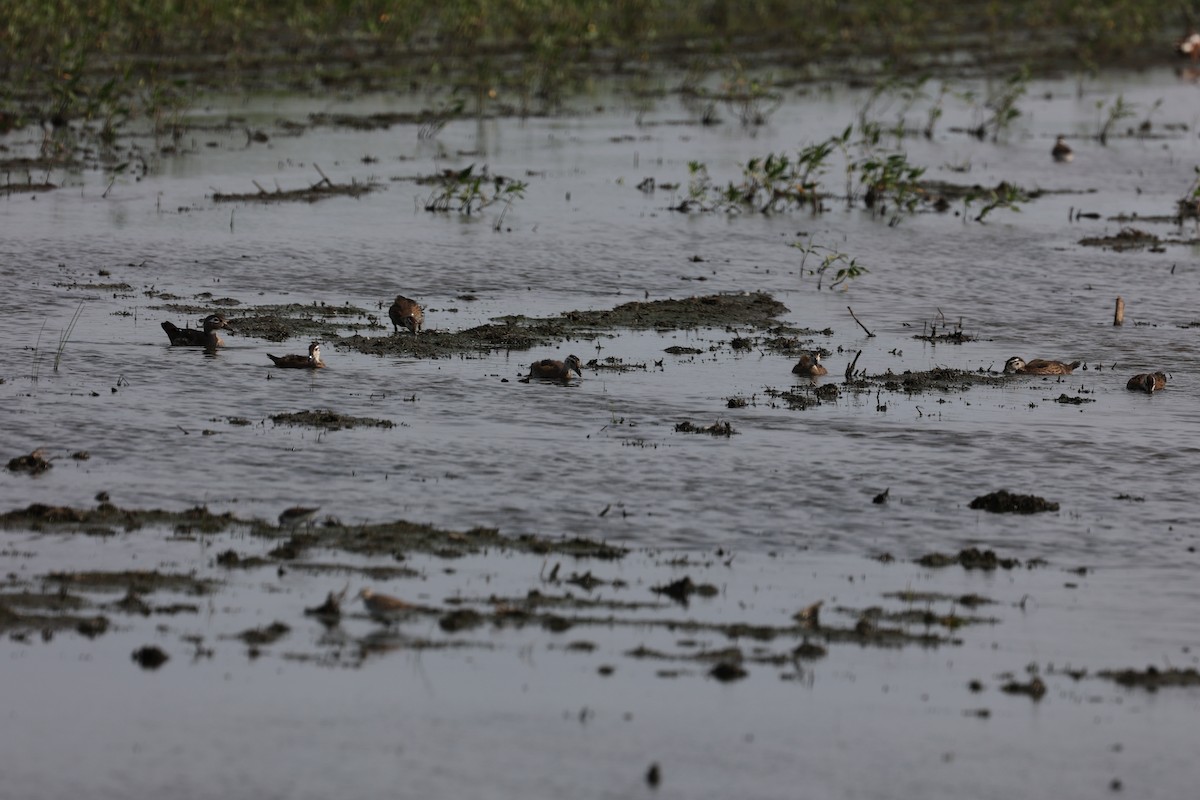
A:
969,490,1060,514
1100,666,1200,690
270,409,395,431
237,622,291,646
132,646,169,670
1078,227,1161,251
342,292,789,359
650,576,719,605
876,367,1006,393
0,502,236,535
153,301,376,343
1001,676,1047,700
6,449,52,475
674,420,736,437
917,548,1021,570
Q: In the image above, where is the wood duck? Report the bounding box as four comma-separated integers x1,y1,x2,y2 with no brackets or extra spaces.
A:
1004,356,1080,375
389,295,423,334
528,354,583,380
1126,372,1167,393
278,506,320,530
358,587,416,618
1051,136,1073,163
268,341,325,369
161,313,231,348
792,351,828,376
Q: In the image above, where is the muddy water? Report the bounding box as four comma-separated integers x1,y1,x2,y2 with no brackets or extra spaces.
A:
3,68,1200,799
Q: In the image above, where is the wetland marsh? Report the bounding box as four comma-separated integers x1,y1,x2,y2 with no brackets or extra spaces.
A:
4,6,1200,798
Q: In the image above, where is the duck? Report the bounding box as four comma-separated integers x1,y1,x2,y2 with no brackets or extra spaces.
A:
1051,136,1073,163
357,587,417,618
268,341,325,369
1178,31,1200,61
1004,356,1080,376
161,313,231,349
278,506,320,530
528,354,583,380
1126,372,1167,393
388,295,423,335
791,351,828,376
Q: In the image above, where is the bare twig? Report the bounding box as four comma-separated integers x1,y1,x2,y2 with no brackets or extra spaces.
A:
845,349,862,380
313,163,332,187
847,306,875,337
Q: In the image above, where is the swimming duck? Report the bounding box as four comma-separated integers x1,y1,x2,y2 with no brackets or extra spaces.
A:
161,313,231,349
1126,372,1167,393
357,587,417,618
1178,31,1200,61
1051,136,1073,163
388,295,423,335
268,341,325,369
792,351,828,376
1004,356,1080,376
529,354,583,380
278,506,320,530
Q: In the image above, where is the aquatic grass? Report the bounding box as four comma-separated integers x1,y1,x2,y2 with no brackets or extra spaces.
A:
53,302,84,373
791,239,868,290
961,68,1029,142
718,62,782,127
965,183,1026,223
0,2,1183,135
1096,94,1136,145
30,319,47,383
421,164,527,216
1177,166,1200,221
858,153,926,226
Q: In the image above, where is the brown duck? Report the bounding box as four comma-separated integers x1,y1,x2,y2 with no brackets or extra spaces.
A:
528,354,583,380
1126,372,1167,393
389,295,423,335
358,588,417,619
1004,356,1080,376
278,506,320,530
1051,136,1073,163
792,351,828,376
161,313,231,349
268,341,325,369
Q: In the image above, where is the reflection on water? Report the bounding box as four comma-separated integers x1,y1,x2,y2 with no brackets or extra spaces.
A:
3,68,1200,800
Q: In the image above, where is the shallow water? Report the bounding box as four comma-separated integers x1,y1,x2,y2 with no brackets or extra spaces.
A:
3,67,1200,798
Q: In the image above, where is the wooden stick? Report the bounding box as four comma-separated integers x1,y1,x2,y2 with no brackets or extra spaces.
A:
1113,296,1124,326
847,306,875,337
845,349,862,381
313,163,332,186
